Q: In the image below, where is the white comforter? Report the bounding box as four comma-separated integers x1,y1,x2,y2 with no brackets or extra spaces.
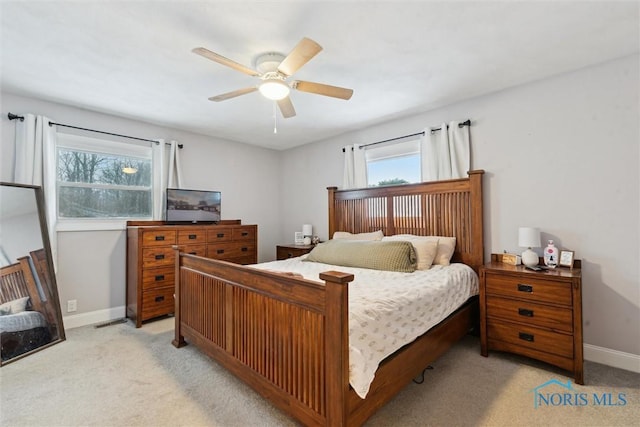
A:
252,255,479,398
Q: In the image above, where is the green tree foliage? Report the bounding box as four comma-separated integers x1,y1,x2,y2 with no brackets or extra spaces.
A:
376,178,409,187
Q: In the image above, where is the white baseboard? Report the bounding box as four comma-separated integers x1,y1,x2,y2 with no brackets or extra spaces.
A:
63,306,126,330
584,343,640,373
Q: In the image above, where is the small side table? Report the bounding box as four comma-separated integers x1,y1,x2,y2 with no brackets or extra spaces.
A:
480,253,583,384
276,244,315,260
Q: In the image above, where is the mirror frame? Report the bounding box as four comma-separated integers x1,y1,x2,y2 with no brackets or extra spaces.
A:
0,182,66,365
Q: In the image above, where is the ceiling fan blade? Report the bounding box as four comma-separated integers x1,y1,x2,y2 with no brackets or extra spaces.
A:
293,80,354,100
277,96,296,118
193,47,260,77
277,37,323,77
208,87,258,102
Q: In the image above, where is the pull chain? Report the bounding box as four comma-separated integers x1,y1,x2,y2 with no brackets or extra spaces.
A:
273,102,278,134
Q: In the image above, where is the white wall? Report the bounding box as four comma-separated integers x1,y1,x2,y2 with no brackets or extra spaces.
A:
279,55,640,361
1,92,281,323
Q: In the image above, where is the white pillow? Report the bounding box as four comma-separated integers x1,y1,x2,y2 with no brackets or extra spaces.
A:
384,234,457,266
332,230,383,241
0,296,30,316
382,236,438,270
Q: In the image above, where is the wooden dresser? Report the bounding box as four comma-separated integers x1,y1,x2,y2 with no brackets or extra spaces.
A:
126,220,257,327
479,254,583,384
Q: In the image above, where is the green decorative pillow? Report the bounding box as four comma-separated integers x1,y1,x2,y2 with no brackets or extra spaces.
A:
304,239,417,272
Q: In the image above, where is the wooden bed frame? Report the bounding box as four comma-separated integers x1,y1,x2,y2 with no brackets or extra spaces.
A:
173,170,484,426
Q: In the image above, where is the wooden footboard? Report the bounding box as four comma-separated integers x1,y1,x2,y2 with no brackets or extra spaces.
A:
173,252,354,426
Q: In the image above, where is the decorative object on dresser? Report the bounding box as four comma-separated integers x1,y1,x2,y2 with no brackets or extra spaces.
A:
518,227,541,268
479,253,583,384
126,220,257,327
559,250,575,268
302,224,313,245
276,243,315,260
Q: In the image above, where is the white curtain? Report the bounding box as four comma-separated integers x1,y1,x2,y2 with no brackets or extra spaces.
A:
342,143,367,189
13,114,58,268
153,139,183,220
420,120,470,181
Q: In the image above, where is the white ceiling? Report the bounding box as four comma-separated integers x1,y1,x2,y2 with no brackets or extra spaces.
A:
1,1,638,150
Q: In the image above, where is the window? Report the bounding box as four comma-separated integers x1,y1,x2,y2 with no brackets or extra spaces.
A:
56,134,153,229
366,139,420,187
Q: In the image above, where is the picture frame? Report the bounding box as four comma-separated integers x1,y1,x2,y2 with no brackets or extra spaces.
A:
294,231,304,244
559,250,575,268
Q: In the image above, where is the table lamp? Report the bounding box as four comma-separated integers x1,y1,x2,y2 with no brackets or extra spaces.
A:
518,227,541,268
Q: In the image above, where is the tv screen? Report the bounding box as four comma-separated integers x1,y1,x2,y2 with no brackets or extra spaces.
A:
166,188,221,224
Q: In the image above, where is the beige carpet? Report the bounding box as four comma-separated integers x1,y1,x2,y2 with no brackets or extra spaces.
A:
1,317,638,426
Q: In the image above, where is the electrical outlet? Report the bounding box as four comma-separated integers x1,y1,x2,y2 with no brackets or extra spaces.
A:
67,299,77,313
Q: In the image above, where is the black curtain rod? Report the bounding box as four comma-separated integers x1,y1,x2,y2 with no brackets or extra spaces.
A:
342,119,471,152
7,113,183,149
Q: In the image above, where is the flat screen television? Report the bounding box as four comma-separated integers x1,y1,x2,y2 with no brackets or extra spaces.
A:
166,188,221,224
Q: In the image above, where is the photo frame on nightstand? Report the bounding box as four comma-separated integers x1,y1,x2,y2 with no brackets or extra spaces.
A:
559,250,575,268
294,231,304,244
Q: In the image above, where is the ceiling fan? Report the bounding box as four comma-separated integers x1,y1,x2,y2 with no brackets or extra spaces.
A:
192,37,353,119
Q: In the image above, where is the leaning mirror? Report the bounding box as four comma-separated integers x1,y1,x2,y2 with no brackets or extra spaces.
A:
0,182,65,365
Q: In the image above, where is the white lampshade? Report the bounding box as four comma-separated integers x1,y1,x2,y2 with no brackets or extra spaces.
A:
518,227,541,248
302,224,313,237
259,79,290,100
518,227,541,267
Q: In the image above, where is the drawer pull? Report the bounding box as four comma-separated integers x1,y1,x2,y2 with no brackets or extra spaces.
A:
217,233,225,238
188,234,196,240
188,251,196,255
517,284,533,293
518,308,534,317
519,332,534,342
241,232,249,236
241,247,248,252
155,235,165,241
155,274,165,281
217,249,224,254
155,254,165,260
287,252,293,258
155,296,165,303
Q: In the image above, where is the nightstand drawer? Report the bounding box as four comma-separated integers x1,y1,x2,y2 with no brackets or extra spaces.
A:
487,319,573,359
486,296,573,333
485,274,572,306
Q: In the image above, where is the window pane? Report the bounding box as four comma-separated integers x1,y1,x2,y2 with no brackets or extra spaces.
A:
367,154,420,187
58,187,152,218
56,143,153,220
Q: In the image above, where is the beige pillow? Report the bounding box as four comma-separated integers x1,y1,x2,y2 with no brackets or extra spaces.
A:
0,296,30,315
382,236,438,270
385,234,457,266
332,230,383,241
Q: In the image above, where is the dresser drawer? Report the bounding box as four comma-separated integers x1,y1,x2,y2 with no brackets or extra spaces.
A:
142,267,175,291
142,247,175,268
485,273,572,306
233,226,256,241
177,244,207,257
207,242,256,260
486,296,573,333
207,228,233,243
141,287,174,321
487,319,573,359
142,230,176,247
177,229,206,245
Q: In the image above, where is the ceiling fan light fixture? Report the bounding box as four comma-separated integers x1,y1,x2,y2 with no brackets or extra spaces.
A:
122,166,138,174
259,80,290,101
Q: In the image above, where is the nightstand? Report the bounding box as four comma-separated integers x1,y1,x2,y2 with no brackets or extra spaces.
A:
276,244,315,260
480,254,583,384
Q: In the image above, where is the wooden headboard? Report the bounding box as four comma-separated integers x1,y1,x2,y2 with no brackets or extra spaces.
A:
0,256,47,314
328,170,485,271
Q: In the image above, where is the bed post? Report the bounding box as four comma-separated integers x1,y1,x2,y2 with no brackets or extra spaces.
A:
172,247,186,348
468,170,485,271
327,186,338,239
320,270,354,426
